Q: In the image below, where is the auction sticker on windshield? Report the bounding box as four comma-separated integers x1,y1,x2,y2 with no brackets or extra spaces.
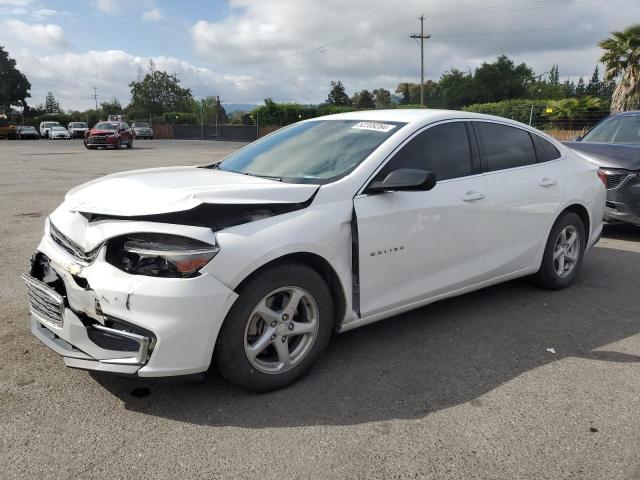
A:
351,122,397,133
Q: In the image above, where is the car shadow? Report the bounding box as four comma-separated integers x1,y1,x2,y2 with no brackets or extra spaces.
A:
92,245,640,428
602,222,640,242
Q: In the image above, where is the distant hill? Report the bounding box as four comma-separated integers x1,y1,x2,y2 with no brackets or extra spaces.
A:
223,103,259,113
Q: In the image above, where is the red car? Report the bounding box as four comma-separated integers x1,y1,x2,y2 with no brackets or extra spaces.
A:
84,121,134,150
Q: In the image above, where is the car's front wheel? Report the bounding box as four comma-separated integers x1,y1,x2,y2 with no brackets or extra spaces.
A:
533,212,586,290
215,263,333,392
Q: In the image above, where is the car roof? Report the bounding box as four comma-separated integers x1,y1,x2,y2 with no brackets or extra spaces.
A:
312,108,529,128
611,110,640,117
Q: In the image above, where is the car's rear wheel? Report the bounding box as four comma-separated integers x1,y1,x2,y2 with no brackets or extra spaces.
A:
533,212,586,290
215,263,333,392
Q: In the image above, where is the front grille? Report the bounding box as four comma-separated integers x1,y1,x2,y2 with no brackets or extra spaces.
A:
50,222,100,264
88,135,109,144
21,274,65,327
601,170,629,190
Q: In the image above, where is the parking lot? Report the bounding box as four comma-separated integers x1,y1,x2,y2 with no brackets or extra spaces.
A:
1,139,639,479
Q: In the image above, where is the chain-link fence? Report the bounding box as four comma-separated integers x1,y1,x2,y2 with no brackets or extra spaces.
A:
151,106,611,142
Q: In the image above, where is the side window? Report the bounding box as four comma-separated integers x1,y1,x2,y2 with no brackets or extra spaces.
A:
121,123,129,130
474,122,536,172
532,134,561,162
381,122,473,181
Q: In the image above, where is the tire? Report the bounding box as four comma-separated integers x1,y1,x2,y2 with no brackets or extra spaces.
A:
215,263,333,392
126,139,133,149
114,139,121,150
532,212,586,290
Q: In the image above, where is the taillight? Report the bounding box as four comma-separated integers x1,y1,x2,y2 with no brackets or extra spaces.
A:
597,169,607,187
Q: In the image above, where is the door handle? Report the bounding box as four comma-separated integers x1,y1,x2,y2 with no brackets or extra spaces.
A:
539,177,557,187
462,191,485,202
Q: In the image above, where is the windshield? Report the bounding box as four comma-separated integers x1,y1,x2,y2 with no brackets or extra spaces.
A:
215,120,405,184
94,122,118,130
70,122,86,128
44,122,59,127
132,122,149,127
581,115,640,144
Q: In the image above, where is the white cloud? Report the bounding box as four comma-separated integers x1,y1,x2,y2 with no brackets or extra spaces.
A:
189,0,640,103
32,8,58,18
141,8,161,22
94,0,116,13
11,49,258,110
0,18,68,50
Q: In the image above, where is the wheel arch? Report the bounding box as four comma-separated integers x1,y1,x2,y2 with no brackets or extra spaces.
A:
233,252,347,332
560,203,591,239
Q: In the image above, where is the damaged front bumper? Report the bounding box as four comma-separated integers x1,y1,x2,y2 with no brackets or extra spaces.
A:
23,221,238,377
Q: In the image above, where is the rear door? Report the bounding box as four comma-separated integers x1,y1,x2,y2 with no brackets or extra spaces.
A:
354,121,488,317
473,121,564,277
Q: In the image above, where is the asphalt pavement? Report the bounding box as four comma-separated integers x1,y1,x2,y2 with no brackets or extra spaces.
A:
1,139,639,479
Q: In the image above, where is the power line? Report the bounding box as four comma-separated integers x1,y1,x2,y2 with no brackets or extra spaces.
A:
249,0,598,66
410,16,430,106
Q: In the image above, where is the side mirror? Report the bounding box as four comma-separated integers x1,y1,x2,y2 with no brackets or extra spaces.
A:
366,168,437,194
573,135,582,142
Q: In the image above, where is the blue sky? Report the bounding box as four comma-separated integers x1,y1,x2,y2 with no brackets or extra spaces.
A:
0,0,638,111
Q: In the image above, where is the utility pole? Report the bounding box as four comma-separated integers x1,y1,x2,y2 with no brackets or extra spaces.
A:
410,15,430,106
92,87,99,111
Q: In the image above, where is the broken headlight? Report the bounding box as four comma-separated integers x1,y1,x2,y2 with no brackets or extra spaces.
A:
106,233,219,278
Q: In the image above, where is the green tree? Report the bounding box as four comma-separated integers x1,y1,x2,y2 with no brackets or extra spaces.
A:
586,66,602,97
44,91,61,113
575,77,586,96
100,98,122,115
325,81,352,107
128,61,194,117
562,79,576,97
194,96,228,124
351,89,375,109
599,23,640,112
372,88,392,108
549,64,560,85
0,45,31,112
396,83,411,104
473,55,533,103
438,69,475,108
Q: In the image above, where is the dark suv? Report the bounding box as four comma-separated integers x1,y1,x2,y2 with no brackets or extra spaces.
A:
565,111,640,226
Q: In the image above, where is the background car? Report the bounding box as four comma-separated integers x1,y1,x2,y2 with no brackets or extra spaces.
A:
39,121,61,139
68,122,88,138
131,121,154,139
0,115,17,139
84,121,134,149
16,126,39,139
48,126,71,140
565,111,640,226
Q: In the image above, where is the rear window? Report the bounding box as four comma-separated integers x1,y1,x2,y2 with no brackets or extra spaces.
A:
94,122,119,130
532,134,561,162
474,122,536,172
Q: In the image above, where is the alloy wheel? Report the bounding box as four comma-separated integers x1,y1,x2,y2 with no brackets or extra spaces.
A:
243,286,319,374
553,225,580,278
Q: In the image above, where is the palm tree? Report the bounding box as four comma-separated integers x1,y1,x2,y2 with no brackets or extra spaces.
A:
599,24,640,112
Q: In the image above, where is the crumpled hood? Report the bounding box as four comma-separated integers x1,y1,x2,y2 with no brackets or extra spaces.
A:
564,141,640,170
63,166,319,216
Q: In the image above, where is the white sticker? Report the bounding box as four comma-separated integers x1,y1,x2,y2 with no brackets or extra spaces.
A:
351,121,397,133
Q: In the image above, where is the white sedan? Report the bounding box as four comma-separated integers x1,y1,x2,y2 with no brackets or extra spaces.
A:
22,110,605,391
48,126,71,140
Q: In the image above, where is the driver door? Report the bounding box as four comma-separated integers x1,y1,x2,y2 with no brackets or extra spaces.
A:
354,121,488,317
